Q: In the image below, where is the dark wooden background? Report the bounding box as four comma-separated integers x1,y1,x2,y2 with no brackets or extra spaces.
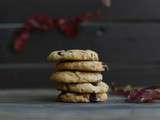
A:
0,0,160,88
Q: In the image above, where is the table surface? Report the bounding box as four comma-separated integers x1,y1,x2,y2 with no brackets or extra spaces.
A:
0,89,159,120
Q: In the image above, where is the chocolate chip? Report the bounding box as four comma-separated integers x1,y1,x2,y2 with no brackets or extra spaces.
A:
91,82,98,86
89,93,98,102
58,92,67,96
57,52,63,56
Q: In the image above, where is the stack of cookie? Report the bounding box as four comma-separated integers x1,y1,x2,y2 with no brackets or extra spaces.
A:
48,49,109,103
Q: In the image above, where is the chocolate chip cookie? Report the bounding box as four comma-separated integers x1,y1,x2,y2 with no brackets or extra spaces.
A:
50,71,102,83
48,49,99,61
57,92,108,103
55,61,108,72
56,81,109,93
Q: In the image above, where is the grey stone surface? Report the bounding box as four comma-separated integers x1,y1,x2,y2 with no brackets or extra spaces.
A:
0,89,159,120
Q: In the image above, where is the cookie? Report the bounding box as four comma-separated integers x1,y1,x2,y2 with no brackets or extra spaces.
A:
50,71,102,83
48,49,99,61
57,92,108,103
55,61,108,72
56,81,109,93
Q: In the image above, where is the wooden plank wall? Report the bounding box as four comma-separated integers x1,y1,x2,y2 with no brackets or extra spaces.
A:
0,0,160,88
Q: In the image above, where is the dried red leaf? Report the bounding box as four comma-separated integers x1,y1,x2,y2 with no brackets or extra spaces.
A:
13,11,104,52
126,90,153,103
23,16,54,32
101,0,111,7
57,18,79,38
111,82,160,103
111,82,133,97
14,31,30,52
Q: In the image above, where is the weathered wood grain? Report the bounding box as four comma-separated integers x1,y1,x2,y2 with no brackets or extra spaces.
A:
1,0,160,87
1,23,160,63
1,0,160,22
0,0,100,22
0,89,159,120
108,0,160,20
1,23,160,87
0,65,160,88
